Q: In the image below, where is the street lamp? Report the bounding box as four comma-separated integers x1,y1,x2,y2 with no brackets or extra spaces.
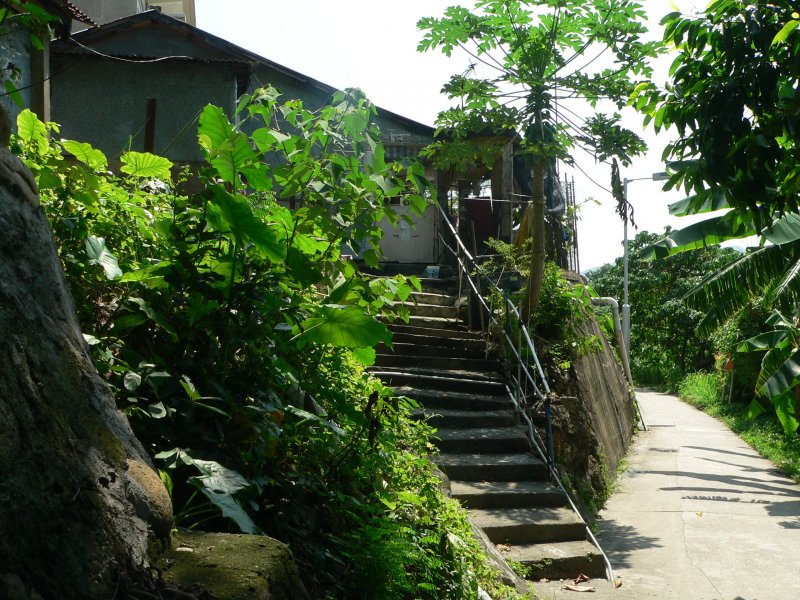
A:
622,171,670,365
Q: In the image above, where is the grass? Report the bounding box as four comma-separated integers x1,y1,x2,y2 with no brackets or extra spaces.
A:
678,372,800,484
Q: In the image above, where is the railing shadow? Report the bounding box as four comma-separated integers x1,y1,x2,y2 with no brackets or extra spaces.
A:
595,519,662,569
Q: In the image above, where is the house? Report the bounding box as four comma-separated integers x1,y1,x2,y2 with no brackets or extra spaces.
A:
48,9,440,264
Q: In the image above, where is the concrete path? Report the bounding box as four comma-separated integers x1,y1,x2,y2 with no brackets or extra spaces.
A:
534,390,800,600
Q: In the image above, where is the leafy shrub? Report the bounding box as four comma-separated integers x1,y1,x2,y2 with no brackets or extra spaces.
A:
678,372,724,408
12,91,521,598
710,302,769,404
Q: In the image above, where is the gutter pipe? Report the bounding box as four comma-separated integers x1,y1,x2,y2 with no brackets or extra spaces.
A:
592,297,647,431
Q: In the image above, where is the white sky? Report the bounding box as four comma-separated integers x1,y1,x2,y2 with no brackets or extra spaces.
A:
194,0,736,272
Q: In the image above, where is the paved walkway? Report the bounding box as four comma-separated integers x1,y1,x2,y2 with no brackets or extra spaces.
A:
534,390,800,600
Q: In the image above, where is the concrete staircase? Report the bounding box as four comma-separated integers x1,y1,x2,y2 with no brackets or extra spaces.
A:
372,279,605,581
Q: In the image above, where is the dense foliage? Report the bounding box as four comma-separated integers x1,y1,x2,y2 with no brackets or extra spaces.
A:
589,231,738,388
634,0,800,433
12,90,522,598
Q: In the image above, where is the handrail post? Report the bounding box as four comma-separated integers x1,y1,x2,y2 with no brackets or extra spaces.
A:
544,396,555,475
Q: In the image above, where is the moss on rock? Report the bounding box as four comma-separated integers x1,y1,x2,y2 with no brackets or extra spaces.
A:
159,531,309,600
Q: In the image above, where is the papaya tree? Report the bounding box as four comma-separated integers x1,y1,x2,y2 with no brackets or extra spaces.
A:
418,0,661,320
636,1,800,432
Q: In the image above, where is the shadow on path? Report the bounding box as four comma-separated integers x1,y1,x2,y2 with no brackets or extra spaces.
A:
596,519,662,569
682,445,760,460
766,499,800,529
641,469,800,496
695,455,787,477
682,494,770,505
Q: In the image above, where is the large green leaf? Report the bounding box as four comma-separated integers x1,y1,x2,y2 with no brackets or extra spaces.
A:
772,19,799,47
298,305,391,349
764,348,800,398
737,330,791,353
205,186,285,262
188,459,258,534
197,104,234,154
687,245,793,335
351,347,377,366
62,140,107,170
764,212,800,245
120,151,173,179
84,236,122,279
198,105,258,183
644,214,756,259
773,394,800,435
17,109,48,154
668,187,729,217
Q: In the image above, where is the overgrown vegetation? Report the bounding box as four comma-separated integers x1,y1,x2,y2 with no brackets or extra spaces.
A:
481,238,598,370
12,89,526,598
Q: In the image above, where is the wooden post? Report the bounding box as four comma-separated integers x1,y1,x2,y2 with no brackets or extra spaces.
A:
144,97,157,153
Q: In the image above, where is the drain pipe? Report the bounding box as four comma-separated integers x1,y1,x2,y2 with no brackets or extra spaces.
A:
592,297,647,431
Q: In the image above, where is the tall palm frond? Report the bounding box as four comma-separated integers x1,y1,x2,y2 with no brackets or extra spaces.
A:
684,246,786,335
684,243,799,336
765,249,800,306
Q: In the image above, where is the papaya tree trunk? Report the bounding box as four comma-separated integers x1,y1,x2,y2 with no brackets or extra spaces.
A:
523,160,547,323
0,129,171,599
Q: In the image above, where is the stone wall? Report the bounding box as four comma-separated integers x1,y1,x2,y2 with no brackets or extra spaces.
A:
547,311,635,507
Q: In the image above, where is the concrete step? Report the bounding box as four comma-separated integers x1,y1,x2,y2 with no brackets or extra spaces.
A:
410,292,456,307
470,507,586,545
371,369,505,394
403,315,466,330
434,427,530,454
451,480,566,509
378,342,487,361
437,453,548,482
397,387,512,411
375,353,500,373
418,408,517,428
503,540,606,580
391,331,486,351
388,324,485,342
402,302,458,319
416,276,458,294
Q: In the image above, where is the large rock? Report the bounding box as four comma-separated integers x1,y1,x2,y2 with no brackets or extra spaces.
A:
0,111,171,599
160,531,310,600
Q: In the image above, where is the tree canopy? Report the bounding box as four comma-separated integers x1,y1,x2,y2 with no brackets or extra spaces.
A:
418,0,661,320
589,231,738,386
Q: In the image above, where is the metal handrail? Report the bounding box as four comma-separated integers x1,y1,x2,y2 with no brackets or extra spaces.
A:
434,201,616,582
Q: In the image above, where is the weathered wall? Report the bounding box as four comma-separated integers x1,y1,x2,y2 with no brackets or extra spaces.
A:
69,0,144,26
571,315,635,475
0,27,33,125
547,311,635,504
51,55,237,161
